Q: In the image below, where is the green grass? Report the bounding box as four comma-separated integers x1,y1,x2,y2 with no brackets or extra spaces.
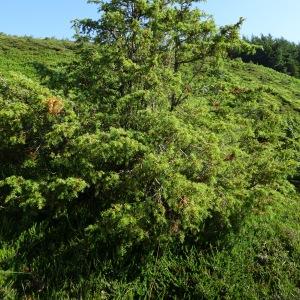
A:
0,33,74,80
226,59,300,111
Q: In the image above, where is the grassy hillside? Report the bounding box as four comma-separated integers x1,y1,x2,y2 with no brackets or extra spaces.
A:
227,60,300,111
1,34,298,111
0,34,299,299
0,34,74,80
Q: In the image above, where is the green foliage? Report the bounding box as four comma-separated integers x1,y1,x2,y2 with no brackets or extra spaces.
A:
0,33,74,81
0,2,300,299
232,34,300,78
67,0,250,111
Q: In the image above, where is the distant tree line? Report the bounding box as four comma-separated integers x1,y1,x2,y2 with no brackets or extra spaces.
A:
231,34,300,78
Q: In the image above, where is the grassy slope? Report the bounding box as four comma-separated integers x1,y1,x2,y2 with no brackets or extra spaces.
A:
1,32,299,111
0,34,74,80
0,34,299,298
194,60,300,298
228,60,300,111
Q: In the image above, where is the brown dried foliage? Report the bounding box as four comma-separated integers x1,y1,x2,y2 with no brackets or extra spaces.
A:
46,97,64,115
170,219,180,234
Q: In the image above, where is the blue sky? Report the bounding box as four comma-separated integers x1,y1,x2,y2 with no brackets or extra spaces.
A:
0,0,299,43
202,0,300,43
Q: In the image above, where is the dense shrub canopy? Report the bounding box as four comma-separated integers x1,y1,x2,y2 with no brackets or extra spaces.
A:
0,1,300,299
